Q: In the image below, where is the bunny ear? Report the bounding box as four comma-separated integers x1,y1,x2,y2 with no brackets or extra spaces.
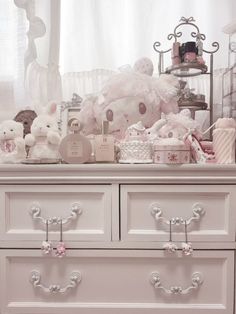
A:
33,102,45,115
46,102,57,115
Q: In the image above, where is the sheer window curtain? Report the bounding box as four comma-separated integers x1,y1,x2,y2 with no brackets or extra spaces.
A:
59,0,235,124
0,0,28,120
0,0,61,121
59,0,235,97
60,0,235,71
24,0,62,107
0,0,235,121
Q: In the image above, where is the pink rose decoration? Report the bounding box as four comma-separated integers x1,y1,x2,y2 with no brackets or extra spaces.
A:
55,242,66,258
0,140,16,153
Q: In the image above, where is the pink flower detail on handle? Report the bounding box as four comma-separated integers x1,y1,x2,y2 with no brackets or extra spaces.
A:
55,242,66,258
182,242,193,256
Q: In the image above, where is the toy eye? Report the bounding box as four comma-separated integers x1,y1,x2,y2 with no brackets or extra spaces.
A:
46,125,50,128
139,103,146,114
168,131,173,138
10,129,13,132
106,109,113,121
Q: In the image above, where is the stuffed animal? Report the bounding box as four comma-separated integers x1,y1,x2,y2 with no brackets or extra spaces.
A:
147,109,200,141
78,57,179,139
25,103,61,160
0,120,26,163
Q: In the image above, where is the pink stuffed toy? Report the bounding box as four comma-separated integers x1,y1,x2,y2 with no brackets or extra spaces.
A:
78,57,179,139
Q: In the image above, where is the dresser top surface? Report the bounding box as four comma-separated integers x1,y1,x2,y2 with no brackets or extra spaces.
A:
0,163,236,184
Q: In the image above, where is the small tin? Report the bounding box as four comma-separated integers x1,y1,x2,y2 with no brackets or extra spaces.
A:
153,139,190,164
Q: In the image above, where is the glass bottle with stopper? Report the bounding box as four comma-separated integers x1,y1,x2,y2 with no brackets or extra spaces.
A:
59,119,92,163
94,120,115,163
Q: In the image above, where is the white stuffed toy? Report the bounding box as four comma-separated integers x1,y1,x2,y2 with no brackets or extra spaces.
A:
78,57,179,139
25,103,61,160
147,109,201,141
0,120,26,163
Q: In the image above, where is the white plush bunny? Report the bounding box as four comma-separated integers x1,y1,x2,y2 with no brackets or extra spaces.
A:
25,103,61,160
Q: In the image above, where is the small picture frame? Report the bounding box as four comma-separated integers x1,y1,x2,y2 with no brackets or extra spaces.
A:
58,93,83,137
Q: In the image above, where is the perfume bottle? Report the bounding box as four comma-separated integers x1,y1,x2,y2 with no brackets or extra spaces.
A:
59,119,92,163
94,121,115,162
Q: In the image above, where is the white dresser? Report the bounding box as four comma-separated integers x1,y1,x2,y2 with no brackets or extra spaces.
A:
0,164,235,314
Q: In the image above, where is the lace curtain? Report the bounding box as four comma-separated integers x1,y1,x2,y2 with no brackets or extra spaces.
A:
0,0,235,121
62,69,116,101
0,0,28,120
0,0,61,121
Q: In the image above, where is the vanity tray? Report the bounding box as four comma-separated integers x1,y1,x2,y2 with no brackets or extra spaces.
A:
21,158,61,164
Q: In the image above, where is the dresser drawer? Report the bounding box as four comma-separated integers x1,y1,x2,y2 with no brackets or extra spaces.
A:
0,249,233,314
0,185,112,244
120,185,236,242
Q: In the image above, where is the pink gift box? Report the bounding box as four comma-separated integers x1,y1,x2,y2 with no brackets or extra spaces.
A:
153,139,190,164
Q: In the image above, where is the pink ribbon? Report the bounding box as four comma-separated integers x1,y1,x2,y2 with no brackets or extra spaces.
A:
0,140,16,153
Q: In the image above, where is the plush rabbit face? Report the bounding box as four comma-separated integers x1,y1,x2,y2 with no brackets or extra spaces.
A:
78,58,179,140
25,102,61,160
96,96,161,140
31,114,58,137
0,120,24,141
30,103,58,137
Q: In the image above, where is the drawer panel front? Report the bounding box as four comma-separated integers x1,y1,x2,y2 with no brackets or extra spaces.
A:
120,185,236,242
0,185,112,243
0,250,233,314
